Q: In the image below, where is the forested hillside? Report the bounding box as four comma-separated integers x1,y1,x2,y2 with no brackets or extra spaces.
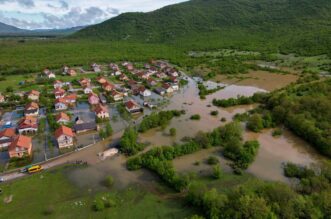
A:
74,0,331,56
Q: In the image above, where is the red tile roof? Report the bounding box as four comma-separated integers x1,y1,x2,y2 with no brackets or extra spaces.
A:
56,112,70,122
94,104,108,114
54,126,74,139
0,128,16,138
25,102,39,110
9,135,32,150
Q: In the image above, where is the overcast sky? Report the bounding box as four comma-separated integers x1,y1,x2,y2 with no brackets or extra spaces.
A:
0,0,187,29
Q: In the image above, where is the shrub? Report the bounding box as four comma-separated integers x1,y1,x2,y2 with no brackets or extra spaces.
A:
212,164,222,179
105,176,114,188
93,199,105,211
210,110,219,116
190,114,201,120
169,128,177,136
272,128,283,137
207,156,219,165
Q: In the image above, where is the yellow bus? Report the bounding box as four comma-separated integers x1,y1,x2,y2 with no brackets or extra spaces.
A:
28,165,43,174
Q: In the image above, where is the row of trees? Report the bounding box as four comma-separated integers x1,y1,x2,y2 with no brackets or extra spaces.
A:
119,127,145,156
138,110,184,133
212,93,267,108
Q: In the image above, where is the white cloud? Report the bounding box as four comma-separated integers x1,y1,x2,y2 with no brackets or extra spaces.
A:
0,0,188,29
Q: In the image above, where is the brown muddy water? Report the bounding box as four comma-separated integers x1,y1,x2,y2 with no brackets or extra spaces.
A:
139,77,321,183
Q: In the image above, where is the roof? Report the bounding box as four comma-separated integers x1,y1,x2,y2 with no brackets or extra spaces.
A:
74,122,97,132
55,98,67,104
125,100,138,109
54,88,65,94
163,83,171,89
25,102,39,110
55,126,74,139
94,104,108,114
64,93,77,100
9,135,32,150
88,93,98,98
102,81,115,89
0,128,16,138
28,90,40,96
56,112,70,122
19,116,37,126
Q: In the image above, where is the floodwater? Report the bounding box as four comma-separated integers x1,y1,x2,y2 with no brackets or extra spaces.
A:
139,76,321,182
245,129,321,182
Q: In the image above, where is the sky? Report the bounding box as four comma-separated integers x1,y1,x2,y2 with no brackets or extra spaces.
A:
0,0,187,29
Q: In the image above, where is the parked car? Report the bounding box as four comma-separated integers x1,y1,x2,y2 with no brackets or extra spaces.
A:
0,177,4,183
4,121,12,128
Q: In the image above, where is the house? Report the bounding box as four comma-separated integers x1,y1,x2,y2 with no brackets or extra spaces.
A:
54,88,66,99
131,85,140,96
91,63,101,72
94,104,110,119
171,83,179,91
44,69,56,79
156,60,168,69
119,74,129,81
162,83,174,93
144,63,151,69
79,78,91,87
154,87,166,96
53,80,64,89
156,72,167,79
63,65,69,74
17,116,38,134
68,69,77,76
139,86,152,97
148,66,158,74
125,100,142,114
55,126,74,148
169,76,178,83
109,63,119,71
27,90,40,101
24,102,39,116
126,63,134,71
0,128,16,149
55,98,68,111
136,72,149,80
99,94,107,104
0,94,5,103
64,93,77,104
88,93,100,105
8,135,32,158
127,80,138,88
83,86,93,94
96,76,107,84
110,90,124,102
56,112,70,124
147,78,157,86
74,122,98,134
102,81,115,92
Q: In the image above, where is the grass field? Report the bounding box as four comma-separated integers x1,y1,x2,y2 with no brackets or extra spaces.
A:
0,166,196,219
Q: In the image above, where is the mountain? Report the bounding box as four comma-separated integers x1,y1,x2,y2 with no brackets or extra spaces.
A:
0,22,86,36
73,0,331,55
0,22,26,34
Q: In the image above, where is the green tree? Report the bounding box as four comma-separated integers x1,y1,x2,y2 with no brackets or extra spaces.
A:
247,114,264,132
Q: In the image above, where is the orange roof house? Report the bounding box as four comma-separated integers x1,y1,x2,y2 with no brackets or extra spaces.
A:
17,116,38,134
24,102,39,116
0,128,16,149
27,90,40,101
8,135,32,158
55,126,74,148
56,112,70,124
94,104,109,119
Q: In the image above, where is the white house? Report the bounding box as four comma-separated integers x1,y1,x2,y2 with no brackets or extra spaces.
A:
139,87,152,97
55,126,74,148
55,98,68,111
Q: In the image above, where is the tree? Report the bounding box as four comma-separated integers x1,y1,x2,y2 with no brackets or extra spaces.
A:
120,127,144,156
247,114,264,132
105,123,113,137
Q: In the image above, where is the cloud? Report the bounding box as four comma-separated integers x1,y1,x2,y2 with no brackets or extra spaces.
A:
0,0,35,8
0,0,188,29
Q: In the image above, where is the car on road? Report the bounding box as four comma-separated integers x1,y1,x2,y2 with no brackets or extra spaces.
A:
0,177,4,183
20,164,33,173
28,165,43,174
